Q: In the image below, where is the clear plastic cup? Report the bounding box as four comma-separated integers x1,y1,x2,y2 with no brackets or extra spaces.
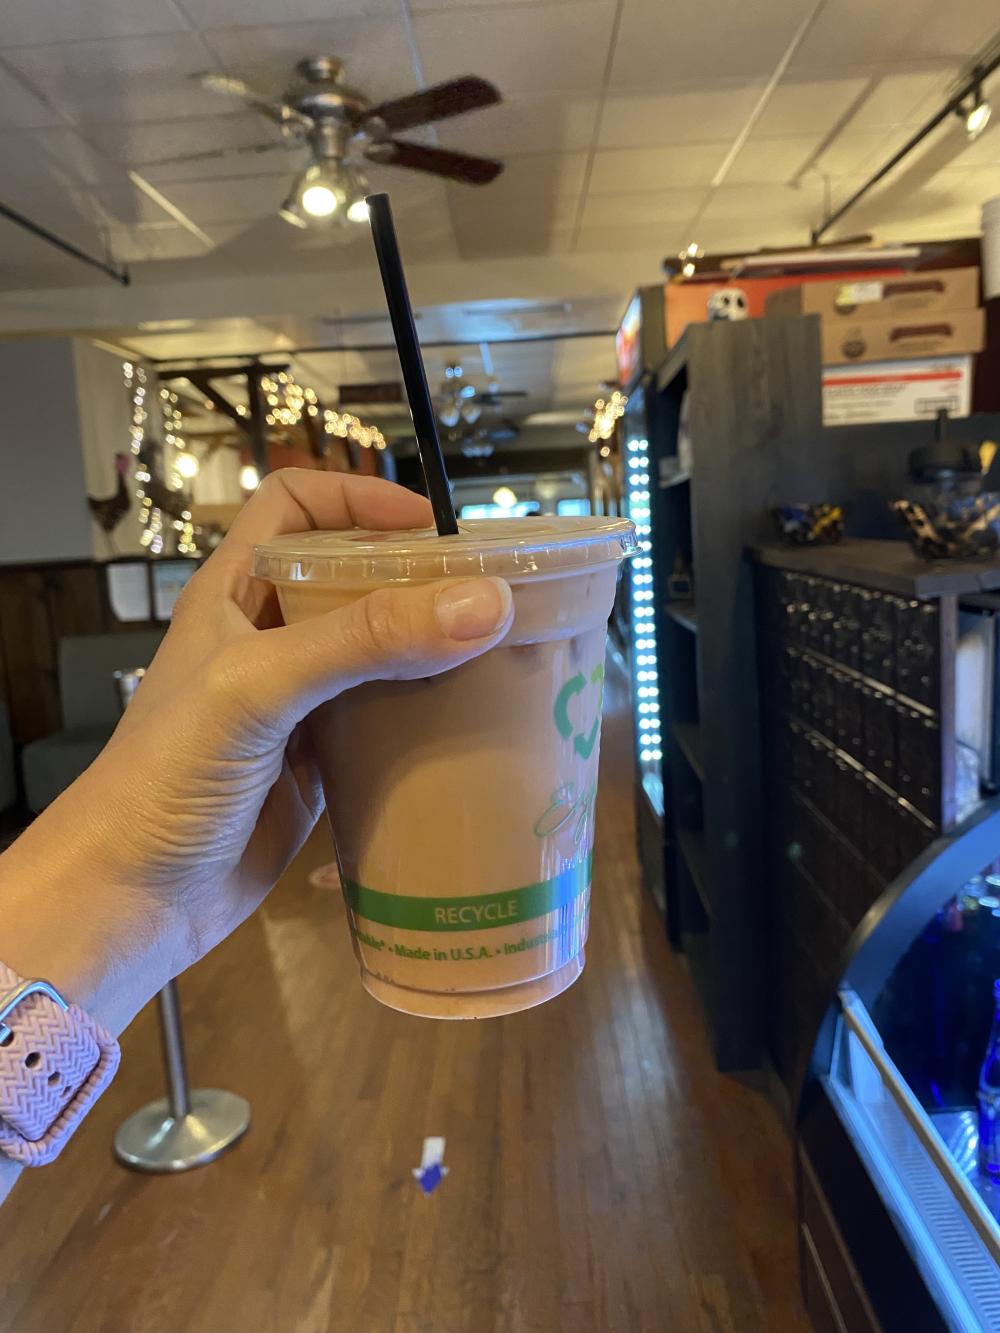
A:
253,516,636,1018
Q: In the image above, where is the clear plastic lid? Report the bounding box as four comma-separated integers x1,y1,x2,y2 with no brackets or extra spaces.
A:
253,516,637,584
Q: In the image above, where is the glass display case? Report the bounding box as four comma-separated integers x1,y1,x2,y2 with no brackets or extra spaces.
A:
801,800,1000,1332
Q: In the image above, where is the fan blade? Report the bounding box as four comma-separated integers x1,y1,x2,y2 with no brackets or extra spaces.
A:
363,76,500,134
144,141,291,168
366,139,503,185
197,71,313,132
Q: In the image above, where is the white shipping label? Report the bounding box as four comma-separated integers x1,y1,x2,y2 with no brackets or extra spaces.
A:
835,280,884,307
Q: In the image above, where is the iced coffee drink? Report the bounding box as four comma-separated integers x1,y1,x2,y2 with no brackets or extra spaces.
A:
254,516,635,1018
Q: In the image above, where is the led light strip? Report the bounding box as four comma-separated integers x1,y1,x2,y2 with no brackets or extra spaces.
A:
625,435,661,766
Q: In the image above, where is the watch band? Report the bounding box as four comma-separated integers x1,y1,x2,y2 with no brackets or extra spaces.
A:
0,962,121,1166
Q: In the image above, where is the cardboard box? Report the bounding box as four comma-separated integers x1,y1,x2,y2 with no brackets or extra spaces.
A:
664,268,903,346
767,267,980,320
820,307,984,364
822,356,973,426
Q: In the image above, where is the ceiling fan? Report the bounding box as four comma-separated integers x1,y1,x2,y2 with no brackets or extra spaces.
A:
436,361,526,429
152,57,504,228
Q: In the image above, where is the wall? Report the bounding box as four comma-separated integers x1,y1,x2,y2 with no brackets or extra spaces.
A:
0,338,92,564
74,339,146,558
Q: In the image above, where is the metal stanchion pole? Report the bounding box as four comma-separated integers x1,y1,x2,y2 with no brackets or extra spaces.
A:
111,668,250,1173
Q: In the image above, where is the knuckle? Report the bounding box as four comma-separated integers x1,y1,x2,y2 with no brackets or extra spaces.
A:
356,588,410,661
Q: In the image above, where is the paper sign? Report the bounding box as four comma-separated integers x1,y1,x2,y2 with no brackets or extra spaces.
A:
107,562,151,623
152,560,197,620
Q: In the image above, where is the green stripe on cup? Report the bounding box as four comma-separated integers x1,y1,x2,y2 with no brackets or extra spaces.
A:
344,855,592,933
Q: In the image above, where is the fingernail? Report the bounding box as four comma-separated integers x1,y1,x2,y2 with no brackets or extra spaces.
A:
434,578,512,641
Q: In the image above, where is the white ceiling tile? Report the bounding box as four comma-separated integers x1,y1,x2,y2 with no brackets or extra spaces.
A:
0,0,190,48
598,83,764,150
588,144,730,194
725,136,811,185
180,0,396,28
3,33,230,125
435,94,600,158
414,3,617,95
410,0,544,9
574,220,687,255
698,179,827,227
201,18,419,106
0,127,125,192
136,175,289,225
843,68,957,130
81,114,299,183
0,65,65,129
790,0,993,70
750,78,871,140
610,0,810,88
579,188,705,228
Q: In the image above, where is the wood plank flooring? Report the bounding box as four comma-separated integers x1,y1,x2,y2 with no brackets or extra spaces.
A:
0,660,809,1333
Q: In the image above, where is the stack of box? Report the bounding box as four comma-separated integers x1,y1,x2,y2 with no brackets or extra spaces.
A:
766,269,983,426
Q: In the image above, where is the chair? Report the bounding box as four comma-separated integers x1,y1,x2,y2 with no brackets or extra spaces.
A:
21,631,164,812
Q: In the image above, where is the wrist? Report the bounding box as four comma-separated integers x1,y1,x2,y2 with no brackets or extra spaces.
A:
0,800,180,1036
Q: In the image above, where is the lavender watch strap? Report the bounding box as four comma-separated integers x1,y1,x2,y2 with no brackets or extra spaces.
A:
0,962,121,1166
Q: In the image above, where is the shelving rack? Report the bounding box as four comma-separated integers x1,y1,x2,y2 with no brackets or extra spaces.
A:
648,313,824,1071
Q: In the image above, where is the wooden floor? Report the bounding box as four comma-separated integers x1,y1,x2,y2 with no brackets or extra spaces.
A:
0,662,809,1333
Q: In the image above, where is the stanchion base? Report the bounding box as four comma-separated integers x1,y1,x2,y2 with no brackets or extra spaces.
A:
114,1089,250,1174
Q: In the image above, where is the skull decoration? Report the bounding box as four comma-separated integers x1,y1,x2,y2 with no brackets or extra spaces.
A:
707,288,749,321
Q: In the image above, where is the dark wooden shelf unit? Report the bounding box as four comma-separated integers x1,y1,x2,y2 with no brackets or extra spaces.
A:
648,315,824,1071
753,542,972,1093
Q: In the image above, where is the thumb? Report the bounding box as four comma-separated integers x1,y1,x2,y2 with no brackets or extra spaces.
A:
203,576,514,737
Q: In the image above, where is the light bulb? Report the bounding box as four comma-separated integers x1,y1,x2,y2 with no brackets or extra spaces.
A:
460,400,481,424
239,464,260,492
439,402,461,428
966,97,991,139
175,451,199,479
302,183,339,217
493,485,517,510
347,196,370,223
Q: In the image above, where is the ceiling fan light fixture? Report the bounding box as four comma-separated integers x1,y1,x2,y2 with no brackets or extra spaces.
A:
279,183,310,229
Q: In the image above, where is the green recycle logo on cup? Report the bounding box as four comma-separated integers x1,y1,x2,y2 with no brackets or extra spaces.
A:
553,663,605,759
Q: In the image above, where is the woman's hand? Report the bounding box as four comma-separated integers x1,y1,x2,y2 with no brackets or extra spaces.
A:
0,470,512,1036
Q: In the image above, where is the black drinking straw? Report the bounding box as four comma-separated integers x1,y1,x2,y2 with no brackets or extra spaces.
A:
366,192,459,536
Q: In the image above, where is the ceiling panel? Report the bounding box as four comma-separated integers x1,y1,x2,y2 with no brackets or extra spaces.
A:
0,65,67,129
3,33,229,125
579,187,705,228
200,17,419,105
0,126,126,193
587,143,730,194
446,153,585,259
574,220,687,256
0,0,190,48
609,0,810,88
147,173,290,225
749,77,871,140
843,67,956,130
180,0,397,29
435,94,601,158
790,0,994,70
81,113,297,182
414,2,618,95
727,129,907,184
598,82,764,150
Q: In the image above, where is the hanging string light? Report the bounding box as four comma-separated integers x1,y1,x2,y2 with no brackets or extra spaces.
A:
124,361,164,554
159,386,199,488
322,406,386,450
586,388,627,444
256,368,386,449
